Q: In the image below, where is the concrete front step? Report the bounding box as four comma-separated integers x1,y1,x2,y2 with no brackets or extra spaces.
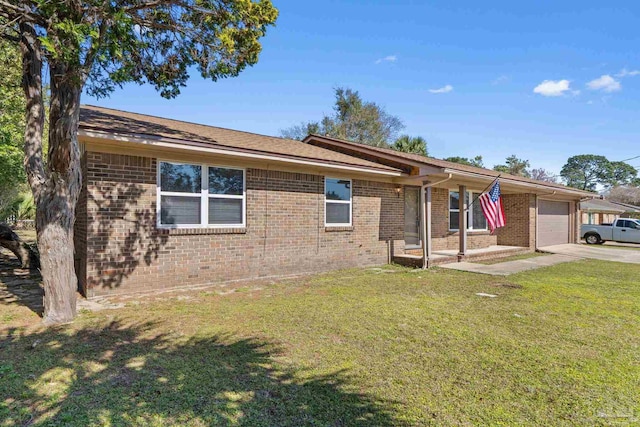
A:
393,247,533,268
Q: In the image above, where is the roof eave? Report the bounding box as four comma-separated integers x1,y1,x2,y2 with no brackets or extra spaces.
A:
304,134,426,169
305,134,595,197
442,168,597,197
79,129,406,177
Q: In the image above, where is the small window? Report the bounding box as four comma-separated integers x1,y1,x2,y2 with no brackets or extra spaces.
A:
449,190,487,231
325,178,352,226
159,162,203,226
158,161,245,228
208,167,244,225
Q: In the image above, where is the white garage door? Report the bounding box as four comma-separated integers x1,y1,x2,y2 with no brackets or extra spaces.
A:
538,200,570,247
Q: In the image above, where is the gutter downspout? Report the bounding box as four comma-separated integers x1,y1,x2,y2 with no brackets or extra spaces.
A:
421,174,453,269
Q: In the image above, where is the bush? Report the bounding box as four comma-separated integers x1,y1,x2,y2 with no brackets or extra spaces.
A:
0,192,35,223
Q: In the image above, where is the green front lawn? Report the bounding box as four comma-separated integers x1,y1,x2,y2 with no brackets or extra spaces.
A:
1,260,639,426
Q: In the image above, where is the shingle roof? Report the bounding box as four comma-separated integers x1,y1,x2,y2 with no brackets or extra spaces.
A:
612,201,640,212
79,106,402,174
580,199,627,213
581,199,640,213
305,134,596,195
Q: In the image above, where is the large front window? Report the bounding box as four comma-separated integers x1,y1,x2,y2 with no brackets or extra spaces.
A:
158,161,245,228
449,190,487,231
325,178,352,226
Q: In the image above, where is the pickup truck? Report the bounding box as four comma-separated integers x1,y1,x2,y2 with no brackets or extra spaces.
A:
581,218,640,244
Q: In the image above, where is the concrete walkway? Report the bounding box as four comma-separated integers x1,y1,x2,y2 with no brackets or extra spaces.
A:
439,254,578,276
540,244,640,264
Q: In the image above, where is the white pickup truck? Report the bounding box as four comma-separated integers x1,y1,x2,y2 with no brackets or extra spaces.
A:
581,218,640,244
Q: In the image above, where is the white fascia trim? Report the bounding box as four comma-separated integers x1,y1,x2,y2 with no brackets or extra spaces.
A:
442,168,595,197
80,129,404,177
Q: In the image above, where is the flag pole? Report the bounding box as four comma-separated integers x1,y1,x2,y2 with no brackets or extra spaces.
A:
466,174,502,212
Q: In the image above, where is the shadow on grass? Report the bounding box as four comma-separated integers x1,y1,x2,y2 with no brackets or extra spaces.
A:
0,320,400,426
0,251,43,316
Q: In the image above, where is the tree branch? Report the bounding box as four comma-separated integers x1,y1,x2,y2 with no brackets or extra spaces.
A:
123,0,189,12
0,1,47,26
1,31,19,42
82,17,109,75
19,21,47,201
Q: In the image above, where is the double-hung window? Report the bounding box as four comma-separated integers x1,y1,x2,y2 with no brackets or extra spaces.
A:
449,190,487,231
325,178,352,226
158,161,245,228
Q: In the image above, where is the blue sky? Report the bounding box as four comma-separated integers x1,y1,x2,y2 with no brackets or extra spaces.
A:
85,1,640,177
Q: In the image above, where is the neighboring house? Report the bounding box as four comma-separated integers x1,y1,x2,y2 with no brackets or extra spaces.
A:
580,199,624,225
580,199,640,224
76,106,594,298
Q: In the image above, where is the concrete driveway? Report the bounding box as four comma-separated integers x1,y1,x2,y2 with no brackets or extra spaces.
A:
540,244,640,264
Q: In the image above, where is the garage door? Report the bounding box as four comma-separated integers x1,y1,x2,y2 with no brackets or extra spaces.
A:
538,200,570,247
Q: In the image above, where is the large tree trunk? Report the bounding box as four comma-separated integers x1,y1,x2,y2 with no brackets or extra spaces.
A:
21,23,83,324
37,63,83,324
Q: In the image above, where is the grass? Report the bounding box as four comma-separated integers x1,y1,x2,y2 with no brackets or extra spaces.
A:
1,260,639,426
477,251,547,265
14,228,37,244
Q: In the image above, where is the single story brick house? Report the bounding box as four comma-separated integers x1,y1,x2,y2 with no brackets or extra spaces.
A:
75,106,594,298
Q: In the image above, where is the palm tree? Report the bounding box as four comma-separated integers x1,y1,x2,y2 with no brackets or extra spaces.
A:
391,135,428,156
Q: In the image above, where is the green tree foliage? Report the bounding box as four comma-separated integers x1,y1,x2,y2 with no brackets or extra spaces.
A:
443,156,484,168
608,161,638,188
1,0,278,324
560,155,636,191
0,40,26,209
391,135,428,156
0,192,35,221
493,155,531,177
280,122,322,141
280,87,404,147
561,155,610,190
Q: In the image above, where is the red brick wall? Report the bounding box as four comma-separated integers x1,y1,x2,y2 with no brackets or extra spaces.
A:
430,188,498,250
74,150,88,294
496,193,536,249
80,151,404,297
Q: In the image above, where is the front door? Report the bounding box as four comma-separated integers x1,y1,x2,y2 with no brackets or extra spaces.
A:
404,187,421,247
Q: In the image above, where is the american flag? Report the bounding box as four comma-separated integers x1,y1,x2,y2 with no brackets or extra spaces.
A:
479,180,506,233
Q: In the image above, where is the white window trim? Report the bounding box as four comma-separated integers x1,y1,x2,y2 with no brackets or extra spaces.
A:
448,190,488,232
324,177,352,227
157,160,246,229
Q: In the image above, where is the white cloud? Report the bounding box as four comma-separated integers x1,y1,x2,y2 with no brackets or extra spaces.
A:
616,68,640,77
428,84,453,94
533,79,571,97
492,75,510,85
587,75,621,92
375,55,397,64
